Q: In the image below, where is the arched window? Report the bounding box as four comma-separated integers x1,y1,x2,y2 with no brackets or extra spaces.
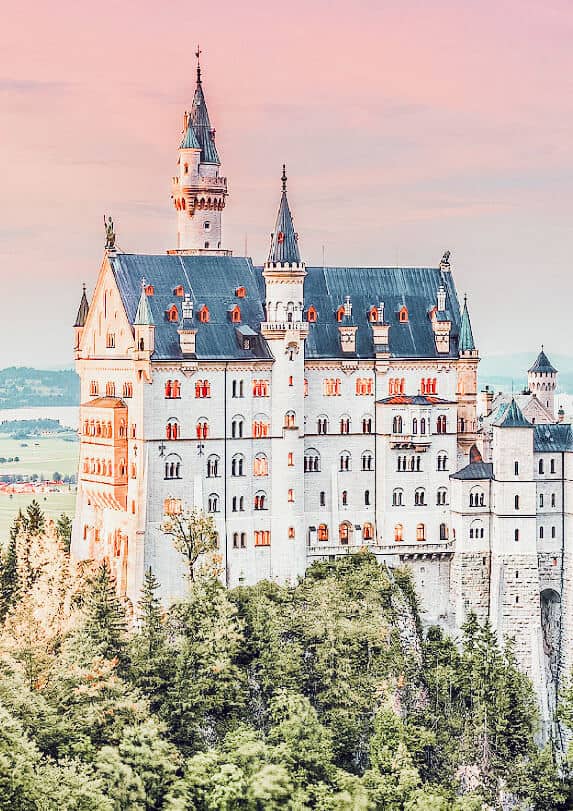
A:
254,491,267,511
361,452,373,471
231,416,244,438
318,524,329,541
253,453,268,476
166,305,179,323
339,452,351,472
195,379,211,398
341,490,348,506
398,306,408,323
540,526,544,539
207,455,220,478
439,523,448,541
414,488,426,506
393,488,403,506
368,306,378,322
123,382,133,398
304,450,320,473
363,522,374,541
317,416,328,435
339,415,351,434
514,528,520,542
539,459,544,474
394,524,403,542
307,305,317,323
336,305,345,322
550,459,556,474
207,494,219,513
166,419,179,440
230,305,241,323
164,454,182,480
392,415,403,434
196,420,209,439
436,415,447,434
436,487,448,506
339,522,352,544
231,496,245,512
412,418,418,435
551,493,556,507
364,490,370,506
252,416,270,438
105,381,116,397
362,416,373,434
420,418,426,435
288,526,295,539
416,523,426,542
284,411,296,429
198,305,210,323
231,454,245,477
437,452,448,471
319,491,326,507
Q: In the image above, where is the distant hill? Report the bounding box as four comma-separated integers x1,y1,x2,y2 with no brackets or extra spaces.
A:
479,353,573,395
0,367,79,408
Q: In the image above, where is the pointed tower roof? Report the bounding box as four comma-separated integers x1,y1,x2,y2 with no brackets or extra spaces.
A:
494,397,531,428
267,166,301,265
189,50,220,164
134,281,154,326
74,284,89,327
180,112,201,150
459,295,475,352
529,347,557,374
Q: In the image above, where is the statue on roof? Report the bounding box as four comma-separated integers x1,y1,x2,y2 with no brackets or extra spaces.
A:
441,250,451,265
104,215,116,250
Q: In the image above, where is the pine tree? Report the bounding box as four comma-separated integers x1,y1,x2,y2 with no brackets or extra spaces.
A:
0,531,19,622
26,500,45,537
83,562,128,664
55,513,73,553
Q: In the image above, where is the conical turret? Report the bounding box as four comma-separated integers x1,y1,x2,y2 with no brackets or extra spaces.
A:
459,295,476,354
268,165,301,265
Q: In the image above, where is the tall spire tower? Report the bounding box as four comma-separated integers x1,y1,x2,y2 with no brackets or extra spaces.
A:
170,48,230,255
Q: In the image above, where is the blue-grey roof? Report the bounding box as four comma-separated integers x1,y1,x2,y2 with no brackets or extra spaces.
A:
74,285,89,327
180,117,200,150
493,398,531,428
190,76,220,164
111,254,270,361
268,167,301,264
459,296,475,352
534,423,573,453
529,349,557,375
451,461,494,480
303,266,462,359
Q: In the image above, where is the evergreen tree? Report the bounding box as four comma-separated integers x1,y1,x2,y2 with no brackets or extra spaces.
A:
26,499,45,536
55,513,73,553
83,562,128,664
0,531,19,622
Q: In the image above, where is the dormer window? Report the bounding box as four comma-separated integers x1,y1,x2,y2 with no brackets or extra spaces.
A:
368,306,378,323
229,305,241,323
398,306,408,323
173,285,184,297
336,306,345,323
236,286,246,298
144,284,154,296
307,305,317,323
198,305,210,323
166,305,179,323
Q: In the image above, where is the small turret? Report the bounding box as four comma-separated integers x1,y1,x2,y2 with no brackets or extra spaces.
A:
74,283,90,355
459,295,477,356
267,165,301,266
528,347,557,418
134,280,155,356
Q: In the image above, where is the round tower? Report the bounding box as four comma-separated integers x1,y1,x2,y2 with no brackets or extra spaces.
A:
170,51,229,255
527,347,557,418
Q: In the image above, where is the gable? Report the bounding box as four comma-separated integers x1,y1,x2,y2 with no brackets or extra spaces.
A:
80,257,134,358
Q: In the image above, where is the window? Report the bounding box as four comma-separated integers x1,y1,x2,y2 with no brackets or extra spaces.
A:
398,306,408,323
105,382,116,397
339,452,351,472
420,418,427,435
106,333,116,348
388,378,405,395
362,452,373,471
318,524,329,541
437,453,448,471
166,305,179,323
363,522,374,541
362,416,373,434
196,420,209,439
195,380,211,398
166,419,179,440
514,495,520,510
436,415,447,434
232,532,247,549
339,522,351,544
307,305,317,323
551,493,556,507
340,416,351,434
198,305,210,323
539,459,544,475
254,531,271,547
550,459,556,474
204,221,210,230
287,489,294,503
324,378,342,396
356,378,374,395
253,418,270,438
284,411,296,429
392,488,403,506
317,416,328,435
439,523,448,541
341,490,348,506
253,380,269,397
236,286,246,298
232,380,244,398
165,379,181,398
207,455,220,478
469,489,485,507
412,418,418,435
232,496,245,512
144,284,154,296
173,285,185,297
364,489,371,506
336,306,345,322
304,378,309,396
539,493,544,508
420,378,437,395
392,416,403,434
416,523,426,542
288,526,295,539
304,450,320,473
164,497,182,516
164,454,182,480
436,487,448,506
123,382,133,398
414,488,426,506
368,306,378,322
89,381,99,396
552,526,556,538
231,416,244,438
231,454,245,477
540,526,544,539
319,491,326,507
207,494,219,513
394,524,403,542
514,529,519,542
514,461,519,476
254,491,266,511
288,452,294,467
253,453,268,476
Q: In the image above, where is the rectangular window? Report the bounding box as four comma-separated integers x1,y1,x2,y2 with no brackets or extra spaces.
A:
253,380,269,397
254,530,271,547
514,461,519,476
106,333,116,349
323,379,341,396
355,378,374,395
287,452,294,467
195,380,211,398
89,381,99,396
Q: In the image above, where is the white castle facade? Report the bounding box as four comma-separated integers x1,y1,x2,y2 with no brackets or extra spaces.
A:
71,59,573,728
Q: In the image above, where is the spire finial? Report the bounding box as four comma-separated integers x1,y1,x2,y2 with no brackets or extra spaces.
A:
82,282,86,294
195,44,202,84
281,164,287,193
464,293,467,305
141,277,147,292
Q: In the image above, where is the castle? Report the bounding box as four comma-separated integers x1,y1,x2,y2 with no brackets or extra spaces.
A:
71,57,572,730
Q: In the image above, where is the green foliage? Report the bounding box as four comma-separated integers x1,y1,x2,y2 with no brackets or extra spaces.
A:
83,562,128,665
55,513,73,552
161,507,219,581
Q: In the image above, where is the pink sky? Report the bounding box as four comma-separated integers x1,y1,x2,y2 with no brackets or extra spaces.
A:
1,0,572,368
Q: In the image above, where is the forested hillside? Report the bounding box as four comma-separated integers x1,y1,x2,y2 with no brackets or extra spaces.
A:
0,367,79,408
0,503,571,810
